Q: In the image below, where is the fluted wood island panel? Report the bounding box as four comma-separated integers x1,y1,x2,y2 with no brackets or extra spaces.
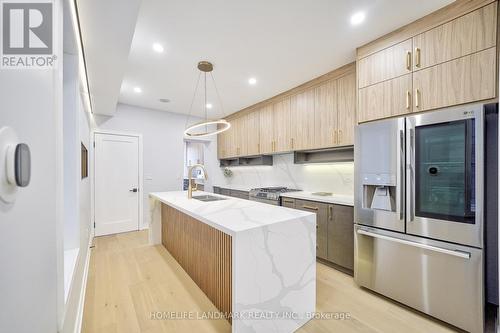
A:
161,203,232,319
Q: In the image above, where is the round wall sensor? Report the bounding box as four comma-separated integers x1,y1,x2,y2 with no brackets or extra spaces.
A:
0,127,31,204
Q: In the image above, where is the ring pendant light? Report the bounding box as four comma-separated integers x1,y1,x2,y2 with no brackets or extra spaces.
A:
184,61,231,137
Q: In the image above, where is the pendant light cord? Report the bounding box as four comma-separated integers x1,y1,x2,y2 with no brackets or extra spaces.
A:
210,72,227,117
184,71,202,130
204,72,207,133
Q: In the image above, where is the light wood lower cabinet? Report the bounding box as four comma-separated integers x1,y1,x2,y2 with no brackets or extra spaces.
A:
293,198,354,271
413,47,497,112
358,74,413,123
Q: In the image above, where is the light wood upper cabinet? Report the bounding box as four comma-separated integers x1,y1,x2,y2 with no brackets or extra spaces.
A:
232,116,246,157
358,74,412,123
273,97,292,152
314,80,337,148
291,88,315,151
245,111,260,156
258,105,274,154
217,129,227,159
217,63,356,159
412,2,497,71
357,2,497,123
358,39,412,89
413,47,496,112
336,73,356,146
218,121,236,159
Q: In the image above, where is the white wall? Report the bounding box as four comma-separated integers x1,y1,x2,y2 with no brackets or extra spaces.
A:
94,103,203,228
0,1,63,332
60,1,94,331
63,52,80,251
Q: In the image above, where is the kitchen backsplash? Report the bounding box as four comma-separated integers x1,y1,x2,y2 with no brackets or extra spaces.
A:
209,153,354,196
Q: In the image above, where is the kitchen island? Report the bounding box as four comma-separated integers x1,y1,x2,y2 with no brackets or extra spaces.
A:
149,191,316,333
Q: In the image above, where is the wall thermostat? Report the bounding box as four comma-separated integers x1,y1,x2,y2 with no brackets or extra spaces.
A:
0,127,31,204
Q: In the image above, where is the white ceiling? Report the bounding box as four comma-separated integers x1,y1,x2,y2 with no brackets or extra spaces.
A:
84,0,455,117
77,0,142,115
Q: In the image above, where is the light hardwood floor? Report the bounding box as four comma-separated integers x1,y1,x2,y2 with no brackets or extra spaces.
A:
82,230,459,333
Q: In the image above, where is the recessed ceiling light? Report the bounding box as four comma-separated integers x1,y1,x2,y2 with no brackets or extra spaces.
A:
206,103,213,109
133,87,142,93
159,98,170,103
350,11,366,26
152,43,164,53
248,77,257,85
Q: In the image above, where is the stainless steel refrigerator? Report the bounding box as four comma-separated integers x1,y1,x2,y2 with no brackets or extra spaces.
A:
354,103,486,333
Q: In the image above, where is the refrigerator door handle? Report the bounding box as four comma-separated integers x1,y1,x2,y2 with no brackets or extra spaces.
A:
399,129,405,220
409,128,415,222
356,229,471,259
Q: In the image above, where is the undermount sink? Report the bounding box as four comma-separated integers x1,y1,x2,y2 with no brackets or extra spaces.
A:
192,195,228,202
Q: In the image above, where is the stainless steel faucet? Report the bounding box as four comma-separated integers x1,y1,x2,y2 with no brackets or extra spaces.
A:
187,164,208,199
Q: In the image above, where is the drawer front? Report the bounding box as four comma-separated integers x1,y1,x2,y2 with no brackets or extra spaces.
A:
295,199,328,259
213,186,221,194
355,225,483,333
220,188,231,196
230,190,249,200
281,197,296,208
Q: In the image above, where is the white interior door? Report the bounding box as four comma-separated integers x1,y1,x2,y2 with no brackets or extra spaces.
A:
94,133,140,236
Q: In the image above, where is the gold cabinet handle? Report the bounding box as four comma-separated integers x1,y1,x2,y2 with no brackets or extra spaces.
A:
283,199,294,204
332,130,336,144
415,89,420,108
339,129,343,144
406,51,411,70
328,205,333,220
290,138,294,150
257,143,260,152
302,205,319,211
415,47,421,68
406,90,410,109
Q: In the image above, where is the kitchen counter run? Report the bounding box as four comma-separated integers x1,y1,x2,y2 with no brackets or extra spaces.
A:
281,191,354,206
149,191,314,236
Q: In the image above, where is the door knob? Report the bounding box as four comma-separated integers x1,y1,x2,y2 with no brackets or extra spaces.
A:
129,188,138,193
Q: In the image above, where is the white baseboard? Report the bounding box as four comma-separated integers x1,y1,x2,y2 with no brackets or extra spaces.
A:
74,235,93,333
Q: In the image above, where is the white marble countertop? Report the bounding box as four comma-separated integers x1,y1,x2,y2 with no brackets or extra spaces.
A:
212,184,252,192
281,191,354,206
149,191,314,236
